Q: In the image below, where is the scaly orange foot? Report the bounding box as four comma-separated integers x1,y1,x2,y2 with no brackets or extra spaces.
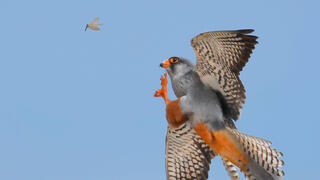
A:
154,73,170,104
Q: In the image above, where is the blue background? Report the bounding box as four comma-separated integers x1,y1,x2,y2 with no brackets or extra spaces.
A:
0,0,319,179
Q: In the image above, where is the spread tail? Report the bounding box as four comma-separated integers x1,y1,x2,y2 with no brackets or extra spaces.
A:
224,128,285,180
194,123,285,180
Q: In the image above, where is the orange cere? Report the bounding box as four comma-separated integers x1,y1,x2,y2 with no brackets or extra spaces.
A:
194,123,249,171
161,59,170,69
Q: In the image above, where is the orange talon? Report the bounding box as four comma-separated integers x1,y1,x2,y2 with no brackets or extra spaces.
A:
161,73,168,87
154,88,164,97
154,73,170,104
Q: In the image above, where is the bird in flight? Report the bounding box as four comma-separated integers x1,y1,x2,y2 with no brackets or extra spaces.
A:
85,17,102,31
154,29,285,180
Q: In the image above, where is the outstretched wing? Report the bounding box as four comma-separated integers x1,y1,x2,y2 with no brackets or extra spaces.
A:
191,29,258,120
90,26,100,31
166,123,241,180
166,123,214,180
90,17,99,25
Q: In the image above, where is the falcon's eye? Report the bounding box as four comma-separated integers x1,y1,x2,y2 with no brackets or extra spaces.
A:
170,57,179,64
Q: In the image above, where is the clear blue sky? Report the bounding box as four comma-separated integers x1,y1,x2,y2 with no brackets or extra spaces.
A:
0,0,319,179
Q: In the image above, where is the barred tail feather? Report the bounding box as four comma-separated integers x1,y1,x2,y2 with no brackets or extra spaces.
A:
222,158,240,180
227,128,285,179
244,160,283,180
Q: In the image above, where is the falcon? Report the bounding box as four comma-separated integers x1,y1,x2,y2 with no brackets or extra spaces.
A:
85,17,102,31
154,29,285,180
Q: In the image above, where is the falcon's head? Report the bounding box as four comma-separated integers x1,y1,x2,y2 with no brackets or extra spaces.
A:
160,57,195,79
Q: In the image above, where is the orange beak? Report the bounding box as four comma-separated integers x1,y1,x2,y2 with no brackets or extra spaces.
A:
160,59,170,69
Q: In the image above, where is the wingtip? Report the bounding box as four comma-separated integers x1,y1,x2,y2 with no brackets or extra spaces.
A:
237,29,255,34
238,29,259,41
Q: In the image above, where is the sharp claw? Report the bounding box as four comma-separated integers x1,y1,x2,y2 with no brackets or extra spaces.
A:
154,89,162,97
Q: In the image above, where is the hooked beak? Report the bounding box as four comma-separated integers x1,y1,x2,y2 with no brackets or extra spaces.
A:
160,59,170,69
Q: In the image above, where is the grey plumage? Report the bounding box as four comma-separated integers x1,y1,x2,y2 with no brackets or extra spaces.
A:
165,57,227,130
244,160,283,180
180,78,226,130
164,57,241,179
163,56,284,180
166,57,196,97
161,29,284,180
